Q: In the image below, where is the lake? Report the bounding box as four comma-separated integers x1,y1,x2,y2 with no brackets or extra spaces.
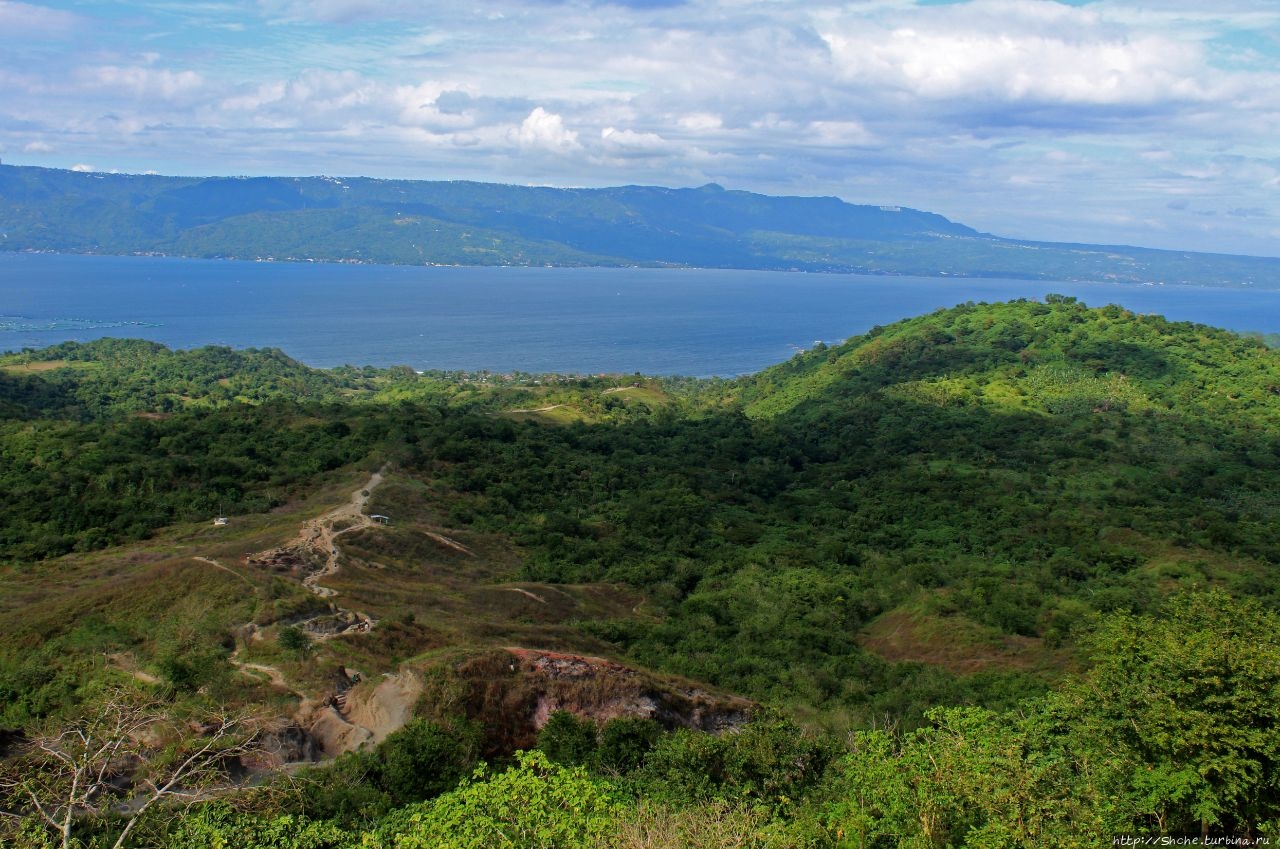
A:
2,253,1279,376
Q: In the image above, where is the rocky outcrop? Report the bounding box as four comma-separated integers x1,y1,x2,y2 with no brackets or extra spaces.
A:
445,648,753,756
299,669,423,758
344,672,423,747
247,723,319,768
0,727,26,758
266,649,750,763
306,706,374,757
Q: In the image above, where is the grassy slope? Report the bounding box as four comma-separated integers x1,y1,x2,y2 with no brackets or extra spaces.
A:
4,297,1280,736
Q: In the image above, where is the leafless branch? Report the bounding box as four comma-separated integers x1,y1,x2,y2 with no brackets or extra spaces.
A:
1,689,269,849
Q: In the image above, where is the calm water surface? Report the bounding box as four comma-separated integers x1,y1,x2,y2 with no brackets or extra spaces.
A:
2,254,1278,376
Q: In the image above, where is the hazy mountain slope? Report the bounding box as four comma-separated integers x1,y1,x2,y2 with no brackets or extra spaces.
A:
4,164,1278,284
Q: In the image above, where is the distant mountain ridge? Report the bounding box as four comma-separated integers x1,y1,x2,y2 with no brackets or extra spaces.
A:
2,163,1277,287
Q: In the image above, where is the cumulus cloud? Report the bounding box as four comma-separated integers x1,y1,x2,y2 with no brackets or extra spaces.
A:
392,83,477,131
819,0,1212,111
70,163,93,172
677,112,723,133
600,126,670,156
511,107,581,152
3,0,1279,254
83,66,205,101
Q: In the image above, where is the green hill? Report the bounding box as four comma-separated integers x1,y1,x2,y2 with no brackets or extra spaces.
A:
4,298,1280,844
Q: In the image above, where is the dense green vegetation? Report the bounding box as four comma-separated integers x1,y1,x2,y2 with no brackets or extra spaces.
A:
6,163,1280,285
9,592,1280,846
5,296,1280,844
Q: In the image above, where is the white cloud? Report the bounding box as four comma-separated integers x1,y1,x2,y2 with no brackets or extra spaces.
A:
0,1,79,36
600,127,671,156
677,112,723,133
819,1,1212,109
84,66,205,101
807,120,876,148
391,82,477,131
2,0,1278,255
219,81,289,115
23,140,53,153
511,107,581,153
70,163,93,172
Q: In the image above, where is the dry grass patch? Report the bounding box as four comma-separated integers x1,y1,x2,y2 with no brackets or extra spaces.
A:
860,598,1069,677
0,359,90,373
504,405,590,425
1099,526,1270,591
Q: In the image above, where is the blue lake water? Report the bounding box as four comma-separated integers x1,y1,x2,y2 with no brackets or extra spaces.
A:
2,253,1279,376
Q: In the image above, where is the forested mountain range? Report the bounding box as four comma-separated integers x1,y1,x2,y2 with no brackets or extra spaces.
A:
3,163,1279,286
4,297,1280,844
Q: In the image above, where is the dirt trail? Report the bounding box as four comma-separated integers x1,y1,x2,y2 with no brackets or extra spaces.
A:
193,555,255,586
197,467,389,683
188,468,416,759
237,661,294,693
508,403,568,414
299,467,386,599
197,468,386,637
424,530,474,557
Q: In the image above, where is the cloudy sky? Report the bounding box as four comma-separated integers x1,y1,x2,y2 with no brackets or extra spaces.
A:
2,0,1278,256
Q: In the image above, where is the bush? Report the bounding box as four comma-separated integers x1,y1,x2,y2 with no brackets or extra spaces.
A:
278,626,312,656
596,717,662,775
376,719,479,806
161,803,354,849
537,711,598,767
368,750,622,849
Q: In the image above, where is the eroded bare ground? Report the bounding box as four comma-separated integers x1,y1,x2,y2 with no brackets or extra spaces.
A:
179,469,394,758
187,466,672,760
2,463,695,769
436,648,753,757
242,466,387,638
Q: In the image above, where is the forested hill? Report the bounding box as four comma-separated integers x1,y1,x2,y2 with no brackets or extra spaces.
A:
741,293,1280,422
5,299,1280,844
4,162,1280,285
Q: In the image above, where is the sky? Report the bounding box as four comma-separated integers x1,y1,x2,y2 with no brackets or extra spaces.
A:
1,0,1279,257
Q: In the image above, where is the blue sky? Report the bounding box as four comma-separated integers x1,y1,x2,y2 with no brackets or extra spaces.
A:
2,0,1279,257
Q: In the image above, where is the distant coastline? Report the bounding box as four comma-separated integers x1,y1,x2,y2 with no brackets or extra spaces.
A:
4,164,1279,289
3,254,1278,376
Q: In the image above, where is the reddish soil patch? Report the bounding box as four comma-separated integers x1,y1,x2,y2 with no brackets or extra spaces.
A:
447,648,753,757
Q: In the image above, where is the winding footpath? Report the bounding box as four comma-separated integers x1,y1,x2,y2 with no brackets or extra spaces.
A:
298,467,385,600
181,469,404,757
195,467,389,675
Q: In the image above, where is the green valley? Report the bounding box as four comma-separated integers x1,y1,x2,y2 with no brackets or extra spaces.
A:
4,296,1280,846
